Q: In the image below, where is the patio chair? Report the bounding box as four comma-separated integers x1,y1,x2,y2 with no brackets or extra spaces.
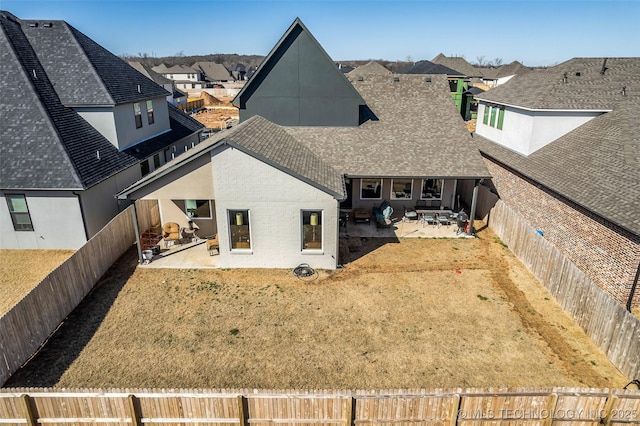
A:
422,213,436,227
206,234,219,256
403,207,418,222
162,222,181,248
437,213,451,227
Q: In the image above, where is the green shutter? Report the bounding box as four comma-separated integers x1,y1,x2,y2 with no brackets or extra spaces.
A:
483,104,489,124
497,107,505,130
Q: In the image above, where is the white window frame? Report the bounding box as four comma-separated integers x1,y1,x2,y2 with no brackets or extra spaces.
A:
420,179,444,200
360,178,382,200
390,179,413,200
301,210,323,252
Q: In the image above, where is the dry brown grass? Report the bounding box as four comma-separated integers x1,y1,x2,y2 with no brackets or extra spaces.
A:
0,250,75,313
4,229,629,389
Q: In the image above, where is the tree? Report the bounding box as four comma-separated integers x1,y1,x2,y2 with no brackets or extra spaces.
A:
475,56,486,67
493,57,503,67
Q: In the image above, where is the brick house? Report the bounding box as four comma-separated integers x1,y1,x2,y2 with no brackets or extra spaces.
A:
118,18,490,269
473,57,640,307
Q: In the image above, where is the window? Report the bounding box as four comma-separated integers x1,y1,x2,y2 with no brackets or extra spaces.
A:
133,102,142,128
229,210,250,249
302,210,322,250
6,194,34,231
360,178,382,199
482,104,489,124
489,106,497,127
186,200,211,219
140,159,150,176
153,153,161,169
421,179,443,199
146,100,154,125
448,79,459,93
497,106,505,130
391,179,413,199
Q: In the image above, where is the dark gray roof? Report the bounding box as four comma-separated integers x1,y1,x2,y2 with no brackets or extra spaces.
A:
118,115,345,199
123,104,204,159
128,61,173,85
476,96,640,235
476,57,640,110
466,86,485,96
395,60,463,76
432,53,482,77
286,74,490,179
20,18,169,106
0,11,139,190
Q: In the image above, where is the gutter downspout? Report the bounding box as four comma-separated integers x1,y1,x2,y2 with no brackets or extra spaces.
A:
72,191,89,242
467,179,481,236
626,262,640,312
131,202,144,265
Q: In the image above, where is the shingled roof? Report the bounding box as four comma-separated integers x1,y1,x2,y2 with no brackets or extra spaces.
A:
481,60,531,79
431,53,482,77
348,61,391,76
119,115,345,200
193,62,233,81
0,11,139,190
395,60,463,76
476,57,638,110
128,61,173,85
18,16,168,106
285,74,490,179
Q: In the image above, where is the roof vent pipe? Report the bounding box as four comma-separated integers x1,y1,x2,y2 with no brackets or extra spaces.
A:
600,58,608,75
393,77,400,82
96,150,100,160
32,69,37,79
622,86,627,96
137,84,141,93
562,72,568,83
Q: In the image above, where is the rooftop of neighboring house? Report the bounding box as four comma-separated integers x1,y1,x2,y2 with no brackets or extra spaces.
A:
154,64,198,75
474,57,640,235
9,13,169,107
192,61,233,81
128,61,173,85
0,11,137,190
0,11,202,190
394,60,464,77
348,61,392,76
476,57,639,110
431,53,483,78
481,60,531,80
285,73,490,179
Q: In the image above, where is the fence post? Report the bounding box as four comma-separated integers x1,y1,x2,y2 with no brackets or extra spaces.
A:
600,393,618,426
449,394,460,426
128,395,141,426
20,395,37,426
543,393,558,426
345,396,355,426
237,395,247,426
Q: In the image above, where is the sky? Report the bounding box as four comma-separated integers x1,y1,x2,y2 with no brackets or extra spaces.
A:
3,0,639,67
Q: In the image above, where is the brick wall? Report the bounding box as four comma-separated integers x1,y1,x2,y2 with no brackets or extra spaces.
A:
482,157,640,307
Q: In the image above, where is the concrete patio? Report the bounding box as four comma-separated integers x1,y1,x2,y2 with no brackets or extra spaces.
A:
139,211,472,269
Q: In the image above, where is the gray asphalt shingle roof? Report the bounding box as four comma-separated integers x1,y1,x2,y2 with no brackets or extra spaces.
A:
476,57,638,110
348,61,391,76
431,53,482,77
20,18,169,106
395,60,463,76
119,115,345,199
193,62,233,81
0,11,139,190
474,57,640,235
128,61,173,85
286,74,490,179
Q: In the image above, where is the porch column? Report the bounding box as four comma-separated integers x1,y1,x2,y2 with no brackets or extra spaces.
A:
131,202,144,264
467,179,481,236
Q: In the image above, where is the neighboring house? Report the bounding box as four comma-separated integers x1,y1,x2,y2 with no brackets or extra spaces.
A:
128,61,185,106
395,60,473,120
192,61,234,83
118,18,490,269
480,60,531,88
474,57,640,307
348,61,391,76
431,53,484,80
231,63,247,80
0,11,203,249
153,64,207,89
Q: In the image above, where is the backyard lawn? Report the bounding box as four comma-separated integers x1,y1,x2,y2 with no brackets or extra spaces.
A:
2,227,629,389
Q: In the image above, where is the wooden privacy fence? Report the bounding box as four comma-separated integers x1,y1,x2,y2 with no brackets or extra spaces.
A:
0,388,639,425
0,200,158,386
480,195,640,379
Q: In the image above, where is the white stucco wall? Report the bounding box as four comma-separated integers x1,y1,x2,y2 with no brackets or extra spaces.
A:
211,146,339,269
476,103,601,155
0,191,86,249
